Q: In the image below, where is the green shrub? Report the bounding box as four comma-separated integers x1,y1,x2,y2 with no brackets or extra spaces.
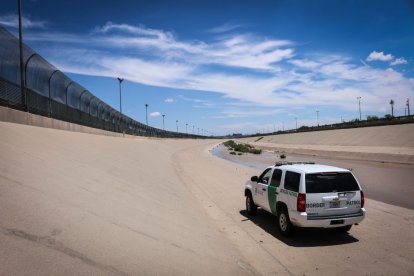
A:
223,140,262,154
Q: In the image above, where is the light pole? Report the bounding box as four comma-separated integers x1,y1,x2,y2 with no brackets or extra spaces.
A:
18,0,26,109
295,117,298,131
117,77,124,113
390,100,394,117
162,114,165,130
186,123,188,134
198,127,199,135
316,110,319,127
145,104,148,125
176,120,178,132
357,96,362,120
193,125,195,134
407,99,410,116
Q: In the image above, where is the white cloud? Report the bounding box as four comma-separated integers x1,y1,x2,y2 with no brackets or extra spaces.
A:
0,14,48,29
366,51,394,62
390,57,408,66
213,109,283,119
164,98,174,103
21,22,414,114
149,111,161,117
208,22,244,33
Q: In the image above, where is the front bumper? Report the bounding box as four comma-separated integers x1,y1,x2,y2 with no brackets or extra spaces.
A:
290,208,366,228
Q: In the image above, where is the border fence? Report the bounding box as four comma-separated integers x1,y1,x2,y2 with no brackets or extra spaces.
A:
0,27,201,138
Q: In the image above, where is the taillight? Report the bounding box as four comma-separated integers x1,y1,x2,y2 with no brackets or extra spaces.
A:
297,193,306,212
360,190,365,208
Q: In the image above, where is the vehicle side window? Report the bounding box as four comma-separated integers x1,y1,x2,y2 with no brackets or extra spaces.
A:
270,169,282,187
258,168,272,185
284,171,301,192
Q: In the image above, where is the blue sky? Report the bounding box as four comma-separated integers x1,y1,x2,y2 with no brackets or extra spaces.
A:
1,0,414,135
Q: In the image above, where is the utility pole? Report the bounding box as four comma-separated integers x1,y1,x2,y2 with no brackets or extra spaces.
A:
18,0,26,109
145,104,148,125
316,110,320,127
162,114,165,130
117,77,124,113
357,96,362,120
407,99,411,116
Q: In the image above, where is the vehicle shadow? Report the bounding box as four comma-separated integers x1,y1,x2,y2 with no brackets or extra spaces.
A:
239,209,359,247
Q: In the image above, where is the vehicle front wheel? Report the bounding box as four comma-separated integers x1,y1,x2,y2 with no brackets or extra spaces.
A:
246,193,257,215
277,207,294,236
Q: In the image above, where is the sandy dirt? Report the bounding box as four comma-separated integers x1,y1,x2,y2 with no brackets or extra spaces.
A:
240,124,414,164
1,122,414,275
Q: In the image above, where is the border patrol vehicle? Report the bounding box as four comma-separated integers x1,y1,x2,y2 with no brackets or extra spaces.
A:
244,162,365,236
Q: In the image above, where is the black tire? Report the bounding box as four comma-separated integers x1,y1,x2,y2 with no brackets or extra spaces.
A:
246,193,257,215
277,207,294,236
335,225,352,232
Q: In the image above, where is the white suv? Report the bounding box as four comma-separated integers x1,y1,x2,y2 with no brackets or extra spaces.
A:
244,162,365,236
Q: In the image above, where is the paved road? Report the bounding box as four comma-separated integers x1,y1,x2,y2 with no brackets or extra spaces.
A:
212,145,414,209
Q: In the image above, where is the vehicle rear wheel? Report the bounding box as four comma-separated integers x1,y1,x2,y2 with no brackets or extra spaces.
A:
246,193,257,215
336,225,352,232
277,207,294,236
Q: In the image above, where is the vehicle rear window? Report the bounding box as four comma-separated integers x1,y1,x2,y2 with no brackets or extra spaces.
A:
284,171,300,192
305,172,360,193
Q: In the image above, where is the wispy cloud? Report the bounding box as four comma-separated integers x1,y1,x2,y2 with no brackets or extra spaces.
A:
0,14,48,29
164,98,174,103
207,22,244,33
18,21,414,114
149,111,161,117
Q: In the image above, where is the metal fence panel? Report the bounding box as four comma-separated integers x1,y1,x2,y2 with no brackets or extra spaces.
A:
0,27,202,139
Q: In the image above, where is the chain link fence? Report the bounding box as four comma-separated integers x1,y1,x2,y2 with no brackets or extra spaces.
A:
0,27,201,138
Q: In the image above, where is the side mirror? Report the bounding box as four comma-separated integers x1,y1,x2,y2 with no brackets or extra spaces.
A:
251,176,258,182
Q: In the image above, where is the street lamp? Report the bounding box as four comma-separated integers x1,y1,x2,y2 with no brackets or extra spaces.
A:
145,104,148,125
407,99,411,116
186,123,188,134
162,114,165,130
193,125,195,134
390,100,394,117
357,96,362,120
176,120,178,132
295,117,298,131
198,127,199,135
117,77,124,113
316,110,319,127
18,0,26,109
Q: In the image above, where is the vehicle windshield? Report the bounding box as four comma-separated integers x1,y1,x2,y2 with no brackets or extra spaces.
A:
305,172,360,193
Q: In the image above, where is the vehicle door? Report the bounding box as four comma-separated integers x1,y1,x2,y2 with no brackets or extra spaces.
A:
305,172,362,216
254,168,272,208
267,169,282,215
280,171,301,212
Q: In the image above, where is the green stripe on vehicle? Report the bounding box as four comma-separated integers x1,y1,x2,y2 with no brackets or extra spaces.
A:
268,186,277,215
